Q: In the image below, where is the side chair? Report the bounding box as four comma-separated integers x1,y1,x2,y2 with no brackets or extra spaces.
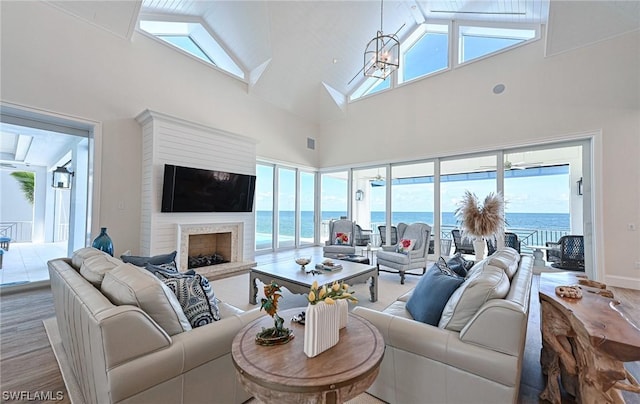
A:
377,222,431,284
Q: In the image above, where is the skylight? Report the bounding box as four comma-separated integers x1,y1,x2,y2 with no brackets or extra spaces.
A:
139,20,244,79
350,22,540,102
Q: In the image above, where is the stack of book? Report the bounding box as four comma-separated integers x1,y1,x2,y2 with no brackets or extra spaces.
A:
315,263,343,272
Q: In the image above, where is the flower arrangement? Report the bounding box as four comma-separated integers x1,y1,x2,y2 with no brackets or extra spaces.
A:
256,281,293,345
307,280,358,305
455,190,506,241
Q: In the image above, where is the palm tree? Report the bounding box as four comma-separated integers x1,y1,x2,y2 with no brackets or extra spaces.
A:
10,171,35,205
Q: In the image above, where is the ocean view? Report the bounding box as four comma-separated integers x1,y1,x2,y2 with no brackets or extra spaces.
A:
257,211,570,240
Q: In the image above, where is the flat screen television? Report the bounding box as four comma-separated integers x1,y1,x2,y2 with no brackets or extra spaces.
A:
161,164,256,213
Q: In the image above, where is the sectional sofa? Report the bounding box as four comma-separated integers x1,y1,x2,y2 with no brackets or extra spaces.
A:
354,248,533,403
48,247,262,404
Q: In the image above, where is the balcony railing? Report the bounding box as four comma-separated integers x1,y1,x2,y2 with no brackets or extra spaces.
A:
0,222,33,242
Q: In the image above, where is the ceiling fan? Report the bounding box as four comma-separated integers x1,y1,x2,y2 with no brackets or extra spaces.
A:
479,160,543,170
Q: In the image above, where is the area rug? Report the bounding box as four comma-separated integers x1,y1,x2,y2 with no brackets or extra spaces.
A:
43,317,83,404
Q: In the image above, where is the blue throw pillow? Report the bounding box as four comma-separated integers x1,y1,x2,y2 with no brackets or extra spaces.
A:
446,253,474,277
121,251,177,267
406,265,465,325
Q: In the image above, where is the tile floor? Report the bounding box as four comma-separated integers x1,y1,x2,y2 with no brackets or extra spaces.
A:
0,242,67,286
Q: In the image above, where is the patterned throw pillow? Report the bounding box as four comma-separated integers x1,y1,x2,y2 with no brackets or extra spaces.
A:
396,238,416,254
161,274,215,328
446,253,474,278
334,232,351,245
436,257,461,277
147,264,220,321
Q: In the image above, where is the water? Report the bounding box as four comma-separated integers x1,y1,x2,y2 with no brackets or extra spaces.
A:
256,211,570,239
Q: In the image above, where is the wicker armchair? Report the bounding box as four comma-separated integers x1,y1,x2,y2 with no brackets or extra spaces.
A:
546,235,585,270
451,229,475,255
378,225,398,246
354,224,371,246
487,232,521,256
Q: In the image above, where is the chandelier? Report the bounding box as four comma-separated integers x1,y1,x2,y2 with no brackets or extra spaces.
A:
364,0,400,80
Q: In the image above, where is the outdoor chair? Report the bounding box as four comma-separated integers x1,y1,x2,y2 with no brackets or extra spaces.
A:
377,222,431,284
354,224,371,246
323,219,356,257
378,225,398,246
487,232,521,255
546,235,585,270
451,229,475,255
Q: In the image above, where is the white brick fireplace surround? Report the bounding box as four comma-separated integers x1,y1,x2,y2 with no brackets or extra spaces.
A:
136,110,257,280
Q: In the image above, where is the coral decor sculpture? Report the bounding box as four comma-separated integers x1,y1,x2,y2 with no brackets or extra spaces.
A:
255,281,294,346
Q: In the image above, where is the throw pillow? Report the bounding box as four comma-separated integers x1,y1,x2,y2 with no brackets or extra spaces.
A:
121,251,177,267
334,232,351,245
161,274,215,328
396,238,416,254
436,257,460,278
406,265,465,325
446,253,474,278
147,264,220,321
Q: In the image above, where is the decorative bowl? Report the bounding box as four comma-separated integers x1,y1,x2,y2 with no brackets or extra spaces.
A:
295,257,311,270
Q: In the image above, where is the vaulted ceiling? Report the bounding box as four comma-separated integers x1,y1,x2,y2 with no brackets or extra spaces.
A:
2,1,638,170
44,0,639,125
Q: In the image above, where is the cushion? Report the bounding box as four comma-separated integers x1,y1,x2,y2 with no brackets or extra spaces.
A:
71,247,107,270
121,251,177,267
334,232,351,245
446,253,475,277
406,265,465,325
487,248,520,279
438,261,511,332
101,264,191,335
79,254,122,287
161,274,215,328
147,264,220,321
396,238,416,254
436,257,460,277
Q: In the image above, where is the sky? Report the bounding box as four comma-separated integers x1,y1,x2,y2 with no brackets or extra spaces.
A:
256,165,570,214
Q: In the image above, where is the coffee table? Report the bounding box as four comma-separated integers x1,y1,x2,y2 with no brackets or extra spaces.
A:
231,308,384,404
249,256,378,304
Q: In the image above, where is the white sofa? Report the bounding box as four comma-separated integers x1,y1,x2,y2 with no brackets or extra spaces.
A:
353,249,533,404
48,247,262,404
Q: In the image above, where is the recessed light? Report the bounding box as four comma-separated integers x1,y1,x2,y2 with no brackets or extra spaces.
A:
333,58,338,64
493,84,506,94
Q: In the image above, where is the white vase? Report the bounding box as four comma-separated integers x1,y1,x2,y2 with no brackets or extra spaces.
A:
337,298,348,329
473,239,486,261
304,301,340,358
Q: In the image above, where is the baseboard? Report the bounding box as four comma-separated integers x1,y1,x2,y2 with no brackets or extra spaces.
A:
604,275,640,290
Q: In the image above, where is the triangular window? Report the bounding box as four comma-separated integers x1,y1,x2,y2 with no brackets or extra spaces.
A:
459,26,537,64
139,19,244,79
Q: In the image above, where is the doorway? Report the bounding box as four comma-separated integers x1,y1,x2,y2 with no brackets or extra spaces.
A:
0,105,95,286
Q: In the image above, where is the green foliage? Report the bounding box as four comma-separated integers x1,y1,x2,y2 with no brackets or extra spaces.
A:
9,171,35,205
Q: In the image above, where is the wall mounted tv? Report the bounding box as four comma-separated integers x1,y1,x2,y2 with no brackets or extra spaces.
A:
161,164,256,213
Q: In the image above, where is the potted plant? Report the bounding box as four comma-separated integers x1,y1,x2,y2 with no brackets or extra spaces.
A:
455,191,505,260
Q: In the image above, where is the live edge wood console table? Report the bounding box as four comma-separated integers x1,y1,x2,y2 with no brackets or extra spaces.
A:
538,272,640,404
231,308,384,404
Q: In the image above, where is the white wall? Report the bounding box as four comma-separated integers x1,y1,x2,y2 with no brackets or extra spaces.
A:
319,31,640,289
0,1,318,255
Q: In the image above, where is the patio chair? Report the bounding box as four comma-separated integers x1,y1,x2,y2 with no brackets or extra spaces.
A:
546,235,585,270
378,225,398,246
323,219,356,257
487,232,521,255
354,224,371,246
377,222,431,284
451,229,475,255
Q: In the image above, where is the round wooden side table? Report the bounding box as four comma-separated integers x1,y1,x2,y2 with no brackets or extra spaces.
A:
231,307,384,404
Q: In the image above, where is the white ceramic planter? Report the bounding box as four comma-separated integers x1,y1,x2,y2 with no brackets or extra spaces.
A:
304,301,340,358
337,298,348,329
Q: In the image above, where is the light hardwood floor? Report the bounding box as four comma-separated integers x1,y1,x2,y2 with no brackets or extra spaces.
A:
1,252,638,403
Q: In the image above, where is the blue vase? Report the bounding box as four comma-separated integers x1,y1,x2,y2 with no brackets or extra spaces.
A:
92,227,114,256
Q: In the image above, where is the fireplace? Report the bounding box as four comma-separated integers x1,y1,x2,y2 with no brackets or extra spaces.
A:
178,222,254,279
